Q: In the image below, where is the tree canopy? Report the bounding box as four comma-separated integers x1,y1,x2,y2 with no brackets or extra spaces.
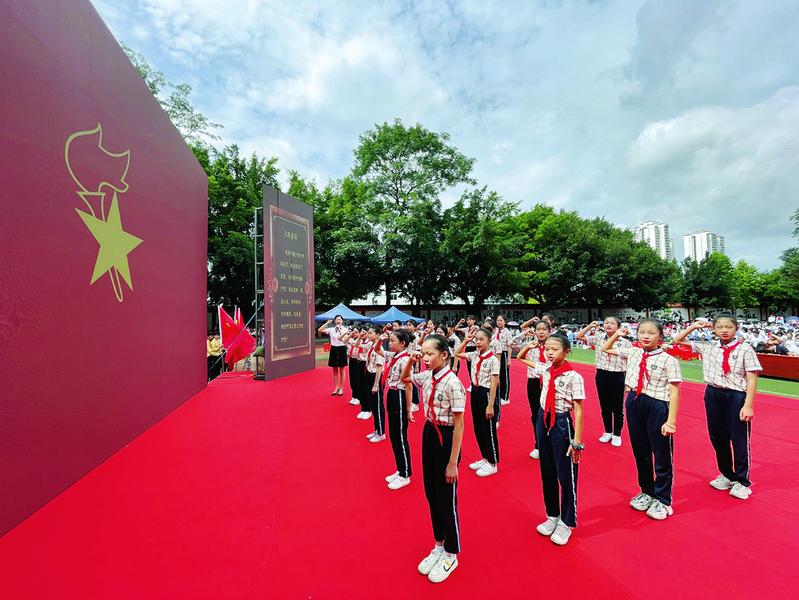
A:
125,45,798,315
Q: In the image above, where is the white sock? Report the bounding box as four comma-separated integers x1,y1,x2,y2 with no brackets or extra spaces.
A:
433,544,444,553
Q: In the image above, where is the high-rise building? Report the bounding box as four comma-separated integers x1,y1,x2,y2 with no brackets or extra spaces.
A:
683,231,726,262
633,221,674,260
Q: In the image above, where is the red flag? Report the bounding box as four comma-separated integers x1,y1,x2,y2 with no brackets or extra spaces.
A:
219,306,255,369
218,306,239,349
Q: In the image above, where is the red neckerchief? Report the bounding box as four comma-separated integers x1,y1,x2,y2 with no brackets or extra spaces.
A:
427,367,453,444
538,346,546,362
544,361,574,430
494,328,501,340
636,348,663,396
366,343,375,366
720,339,741,375
473,349,494,386
382,350,408,387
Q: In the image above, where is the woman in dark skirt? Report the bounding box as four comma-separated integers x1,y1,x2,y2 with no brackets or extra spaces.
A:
318,315,349,395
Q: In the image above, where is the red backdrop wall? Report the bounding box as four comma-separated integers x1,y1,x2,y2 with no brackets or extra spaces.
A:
0,0,208,535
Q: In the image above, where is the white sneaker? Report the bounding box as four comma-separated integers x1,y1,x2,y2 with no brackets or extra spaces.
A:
466,386,472,392
611,435,622,447
366,431,377,439
385,471,399,483
598,432,612,443
369,434,386,443
476,463,497,477
468,459,485,471
529,449,540,459
536,516,558,536
417,548,444,575
411,404,420,412
550,521,572,545
428,554,458,583
388,476,411,490
709,474,733,490
355,411,366,419
500,399,510,405
630,492,655,512
729,482,752,500
646,499,673,520
349,398,360,406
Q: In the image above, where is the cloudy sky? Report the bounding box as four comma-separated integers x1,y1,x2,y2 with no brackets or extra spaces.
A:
92,0,799,269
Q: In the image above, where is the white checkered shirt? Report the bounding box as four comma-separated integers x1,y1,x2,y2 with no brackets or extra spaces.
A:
491,327,513,353
617,347,682,402
524,345,549,379
594,332,631,372
412,367,467,426
698,340,762,392
533,363,586,412
384,351,410,390
365,343,385,374
466,349,501,388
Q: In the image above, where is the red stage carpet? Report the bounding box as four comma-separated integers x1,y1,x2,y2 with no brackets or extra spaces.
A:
1,361,798,599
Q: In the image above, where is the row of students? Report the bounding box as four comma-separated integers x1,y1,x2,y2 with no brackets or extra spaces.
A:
328,313,761,583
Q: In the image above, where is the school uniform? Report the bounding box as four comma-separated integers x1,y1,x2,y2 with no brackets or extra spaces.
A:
521,341,548,450
461,327,478,378
491,328,513,407
383,350,412,478
532,362,585,528
447,334,460,371
364,343,386,436
696,340,762,487
408,333,422,406
412,366,466,554
347,338,362,401
358,341,375,413
616,347,682,506
465,349,501,465
593,332,631,436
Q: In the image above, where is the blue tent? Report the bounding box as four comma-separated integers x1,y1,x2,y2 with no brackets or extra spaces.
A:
368,306,425,324
315,303,369,322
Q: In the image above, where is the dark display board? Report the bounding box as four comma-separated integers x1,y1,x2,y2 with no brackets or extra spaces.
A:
262,187,315,379
0,0,208,534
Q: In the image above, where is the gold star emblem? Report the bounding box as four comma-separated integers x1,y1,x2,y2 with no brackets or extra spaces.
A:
76,192,142,289
65,124,142,302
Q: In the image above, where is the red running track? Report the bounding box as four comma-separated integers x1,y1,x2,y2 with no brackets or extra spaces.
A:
1,362,798,599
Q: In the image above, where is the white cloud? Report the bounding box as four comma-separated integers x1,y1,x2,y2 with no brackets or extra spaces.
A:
93,0,799,268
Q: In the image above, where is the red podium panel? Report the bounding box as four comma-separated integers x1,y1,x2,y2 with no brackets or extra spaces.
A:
0,0,208,534
262,186,316,379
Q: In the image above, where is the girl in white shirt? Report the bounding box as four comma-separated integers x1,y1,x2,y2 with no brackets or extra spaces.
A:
318,315,348,396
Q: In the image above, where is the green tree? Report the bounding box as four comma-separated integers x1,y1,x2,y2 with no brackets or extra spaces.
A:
729,259,764,308
351,119,475,303
441,188,529,306
287,173,383,305
198,145,280,319
122,43,222,143
518,209,680,309
682,253,733,308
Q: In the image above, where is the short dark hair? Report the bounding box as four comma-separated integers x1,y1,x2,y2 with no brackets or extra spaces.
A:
714,314,739,327
604,316,621,327
638,318,664,336
391,329,412,347
424,333,450,357
547,332,571,351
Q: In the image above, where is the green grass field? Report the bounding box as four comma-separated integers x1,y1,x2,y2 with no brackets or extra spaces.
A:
568,347,799,399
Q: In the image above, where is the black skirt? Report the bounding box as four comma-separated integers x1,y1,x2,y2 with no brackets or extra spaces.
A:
328,344,348,367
